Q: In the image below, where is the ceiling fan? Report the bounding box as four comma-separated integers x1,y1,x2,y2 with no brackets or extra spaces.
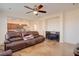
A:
24,4,47,15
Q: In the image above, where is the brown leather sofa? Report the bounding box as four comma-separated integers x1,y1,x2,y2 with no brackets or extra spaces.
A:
4,31,45,52
0,50,12,56
74,43,79,56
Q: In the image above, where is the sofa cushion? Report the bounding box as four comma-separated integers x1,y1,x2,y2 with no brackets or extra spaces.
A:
23,39,36,45
6,41,28,52
4,40,11,44
23,34,34,40
22,31,39,38
22,31,31,37
9,37,23,42
34,36,44,43
6,31,21,40
30,31,39,38
6,40,26,47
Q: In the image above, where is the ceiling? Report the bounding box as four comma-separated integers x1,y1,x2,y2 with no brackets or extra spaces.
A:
0,3,79,20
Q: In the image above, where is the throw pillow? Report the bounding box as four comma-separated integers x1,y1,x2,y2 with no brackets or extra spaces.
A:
23,34,34,40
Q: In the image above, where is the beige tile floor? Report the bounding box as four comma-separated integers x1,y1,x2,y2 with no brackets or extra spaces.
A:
12,39,75,56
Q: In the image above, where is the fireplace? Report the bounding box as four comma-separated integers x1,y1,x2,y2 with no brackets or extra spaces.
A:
46,31,60,42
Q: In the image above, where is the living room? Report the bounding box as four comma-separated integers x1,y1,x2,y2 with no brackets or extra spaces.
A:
0,3,79,56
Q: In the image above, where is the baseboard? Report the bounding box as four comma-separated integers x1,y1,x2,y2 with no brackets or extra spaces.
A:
64,42,76,46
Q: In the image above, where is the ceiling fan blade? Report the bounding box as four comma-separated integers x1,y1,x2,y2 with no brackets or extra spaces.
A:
24,6,34,10
37,4,43,9
38,10,47,13
26,11,33,14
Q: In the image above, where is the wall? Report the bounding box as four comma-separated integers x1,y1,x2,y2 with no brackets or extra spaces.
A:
0,16,7,44
29,20,44,35
45,16,60,31
8,18,29,25
64,9,79,44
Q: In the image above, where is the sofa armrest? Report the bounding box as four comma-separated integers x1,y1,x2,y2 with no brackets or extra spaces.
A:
4,40,11,44
38,35,45,40
4,40,11,51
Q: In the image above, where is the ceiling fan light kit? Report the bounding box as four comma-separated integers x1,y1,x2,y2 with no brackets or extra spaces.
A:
33,11,38,15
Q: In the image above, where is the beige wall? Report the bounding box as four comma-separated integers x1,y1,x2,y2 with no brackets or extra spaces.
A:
28,20,44,35
45,16,60,31
64,8,79,44
0,16,7,44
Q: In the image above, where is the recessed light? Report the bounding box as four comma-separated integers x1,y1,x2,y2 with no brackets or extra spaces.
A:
9,8,12,10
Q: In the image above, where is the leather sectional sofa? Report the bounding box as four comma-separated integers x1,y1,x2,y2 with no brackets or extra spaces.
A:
0,50,12,56
4,31,45,52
